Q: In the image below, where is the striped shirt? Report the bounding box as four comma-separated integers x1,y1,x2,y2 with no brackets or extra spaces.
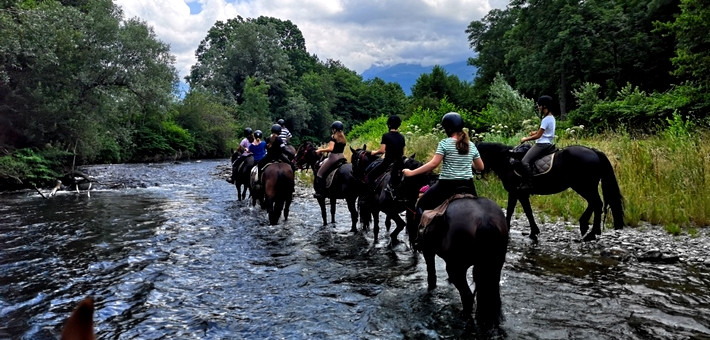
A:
278,127,292,144
435,137,480,180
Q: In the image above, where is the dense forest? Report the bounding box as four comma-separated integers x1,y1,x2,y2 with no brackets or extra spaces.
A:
1,0,708,191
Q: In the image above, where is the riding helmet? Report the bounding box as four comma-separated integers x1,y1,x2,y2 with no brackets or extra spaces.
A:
271,124,282,135
441,112,464,136
243,127,253,137
387,115,402,129
331,121,344,131
537,95,554,110
277,119,285,126
254,130,263,139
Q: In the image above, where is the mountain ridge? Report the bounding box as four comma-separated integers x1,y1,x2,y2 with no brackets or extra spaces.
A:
361,60,477,96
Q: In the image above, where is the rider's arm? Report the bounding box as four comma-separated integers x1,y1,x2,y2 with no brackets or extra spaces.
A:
316,141,335,154
472,157,484,172
521,128,544,143
403,154,443,177
370,143,387,156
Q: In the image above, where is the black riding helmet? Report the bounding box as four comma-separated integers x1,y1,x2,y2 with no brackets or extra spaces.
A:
441,112,464,137
277,119,285,126
537,95,554,110
387,115,402,129
331,121,344,131
254,130,263,139
243,127,253,137
271,124,282,135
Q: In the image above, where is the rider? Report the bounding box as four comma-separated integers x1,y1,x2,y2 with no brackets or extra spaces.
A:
248,130,267,163
313,121,347,198
277,119,292,144
402,112,484,228
519,95,557,191
366,115,405,188
256,124,296,175
229,127,254,183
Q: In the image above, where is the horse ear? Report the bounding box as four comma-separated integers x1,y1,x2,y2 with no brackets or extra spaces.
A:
363,144,367,151
350,146,355,153
410,153,416,159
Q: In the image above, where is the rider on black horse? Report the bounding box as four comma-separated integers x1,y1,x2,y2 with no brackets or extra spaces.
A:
518,95,557,191
313,121,347,198
365,115,406,193
229,127,255,183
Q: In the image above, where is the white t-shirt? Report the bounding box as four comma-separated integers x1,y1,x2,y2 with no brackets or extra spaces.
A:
537,115,556,144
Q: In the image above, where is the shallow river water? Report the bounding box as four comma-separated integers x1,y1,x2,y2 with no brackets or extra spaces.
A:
1,160,709,339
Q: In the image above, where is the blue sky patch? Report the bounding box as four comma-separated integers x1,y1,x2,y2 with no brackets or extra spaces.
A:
185,1,202,15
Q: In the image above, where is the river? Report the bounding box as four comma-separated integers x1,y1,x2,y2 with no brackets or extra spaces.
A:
1,160,709,339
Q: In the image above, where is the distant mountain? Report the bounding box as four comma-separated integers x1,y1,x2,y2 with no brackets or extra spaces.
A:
361,61,477,96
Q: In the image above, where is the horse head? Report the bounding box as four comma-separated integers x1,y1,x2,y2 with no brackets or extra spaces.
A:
294,141,317,170
350,144,380,180
476,142,514,173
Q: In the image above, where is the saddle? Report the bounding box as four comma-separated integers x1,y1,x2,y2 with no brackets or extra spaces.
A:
509,144,558,176
417,193,477,247
324,158,348,189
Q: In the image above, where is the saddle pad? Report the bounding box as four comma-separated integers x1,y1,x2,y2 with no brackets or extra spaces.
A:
418,193,477,239
325,164,341,189
513,153,556,177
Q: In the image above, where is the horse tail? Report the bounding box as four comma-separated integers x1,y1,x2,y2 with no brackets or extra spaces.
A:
472,215,507,325
596,149,625,229
358,193,372,228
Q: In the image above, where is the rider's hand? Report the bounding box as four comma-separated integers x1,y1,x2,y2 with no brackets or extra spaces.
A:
402,169,412,177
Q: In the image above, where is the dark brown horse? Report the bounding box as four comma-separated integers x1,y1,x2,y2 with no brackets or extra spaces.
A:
293,141,319,172
352,147,428,244
398,162,509,322
230,151,254,201
250,162,294,225
411,197,509,323
476,142,624,241
312,157,361,232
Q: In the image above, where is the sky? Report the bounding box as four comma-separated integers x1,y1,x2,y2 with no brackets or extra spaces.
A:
113,0,508,81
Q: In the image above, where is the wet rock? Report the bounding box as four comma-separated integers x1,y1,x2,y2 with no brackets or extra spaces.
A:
635,250,680,264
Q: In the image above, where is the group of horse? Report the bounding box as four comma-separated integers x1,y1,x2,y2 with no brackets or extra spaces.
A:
229,140,625,324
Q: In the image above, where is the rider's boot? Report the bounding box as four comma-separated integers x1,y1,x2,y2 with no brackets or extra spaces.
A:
518,164,534,192
313,176,325,199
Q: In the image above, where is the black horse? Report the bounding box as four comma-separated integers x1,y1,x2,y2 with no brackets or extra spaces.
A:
312,155,361,232
476,142,624,241
352,147,427,244
250,162,294,225
398,162,509,322
230,151,254,201
293,141,319,172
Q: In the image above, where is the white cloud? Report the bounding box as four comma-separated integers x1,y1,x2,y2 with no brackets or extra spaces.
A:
114,0,505,79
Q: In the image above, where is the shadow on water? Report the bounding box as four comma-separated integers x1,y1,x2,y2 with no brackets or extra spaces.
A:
1,160,709,339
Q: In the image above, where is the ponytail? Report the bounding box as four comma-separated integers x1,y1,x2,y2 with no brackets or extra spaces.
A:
334,130,346,144
455,131,469,155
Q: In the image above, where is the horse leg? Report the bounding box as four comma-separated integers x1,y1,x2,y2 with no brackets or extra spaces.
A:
447,264,473,315
518,195,540,240
423,249,437,290
389,213,406,245
372,208,381,240
347,197,358,232
505,194,517,229
330,198,337,224
577,188,603,241
318,198,328,226
284,196,291,221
